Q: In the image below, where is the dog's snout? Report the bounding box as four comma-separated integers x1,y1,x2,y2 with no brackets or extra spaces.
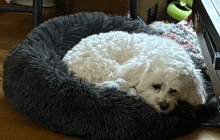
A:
159,101,169,110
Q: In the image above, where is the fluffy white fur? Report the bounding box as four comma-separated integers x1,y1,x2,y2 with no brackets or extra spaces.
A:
62,31,206,114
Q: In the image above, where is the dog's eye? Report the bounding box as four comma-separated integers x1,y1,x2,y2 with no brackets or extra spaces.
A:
170,89,177,96
153,84,161,90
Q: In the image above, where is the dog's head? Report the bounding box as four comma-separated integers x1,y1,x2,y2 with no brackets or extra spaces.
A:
122,60,206,114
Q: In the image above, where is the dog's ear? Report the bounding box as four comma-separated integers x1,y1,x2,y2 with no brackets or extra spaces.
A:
122,61,151,88
179,68,206,105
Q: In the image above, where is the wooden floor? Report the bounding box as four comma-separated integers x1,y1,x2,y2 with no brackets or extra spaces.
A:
1,12,220,140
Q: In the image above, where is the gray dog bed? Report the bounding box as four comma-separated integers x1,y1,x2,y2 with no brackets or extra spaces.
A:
3,12,218,140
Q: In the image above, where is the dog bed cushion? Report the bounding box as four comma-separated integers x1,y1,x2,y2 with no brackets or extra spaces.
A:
3,12,218,140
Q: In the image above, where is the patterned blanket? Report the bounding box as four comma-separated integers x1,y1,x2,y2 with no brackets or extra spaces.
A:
148,17,204,60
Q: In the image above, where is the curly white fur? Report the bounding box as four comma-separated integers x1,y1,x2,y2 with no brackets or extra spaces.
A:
63,31,206,114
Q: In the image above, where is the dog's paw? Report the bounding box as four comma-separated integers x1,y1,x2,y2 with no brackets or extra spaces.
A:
96,80,121,89
96,78,126,89
96,79,138,97
127,88,137,96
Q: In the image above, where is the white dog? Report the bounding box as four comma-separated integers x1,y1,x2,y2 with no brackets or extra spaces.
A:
63,31,206,114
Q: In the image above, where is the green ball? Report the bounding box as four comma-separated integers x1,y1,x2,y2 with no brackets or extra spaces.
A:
167,1,192,21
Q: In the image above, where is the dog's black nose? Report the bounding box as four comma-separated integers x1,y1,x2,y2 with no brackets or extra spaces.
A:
160,102,169,110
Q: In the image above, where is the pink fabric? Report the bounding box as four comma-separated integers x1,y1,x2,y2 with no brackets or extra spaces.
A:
159,16,204,59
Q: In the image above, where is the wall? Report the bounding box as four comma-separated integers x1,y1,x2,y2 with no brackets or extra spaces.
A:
138,0,167,24
67,0,130,15
0,0,8,5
